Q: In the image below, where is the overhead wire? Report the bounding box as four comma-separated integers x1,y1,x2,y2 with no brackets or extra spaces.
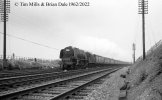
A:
0,32,59,50
147,18,156,45
0,5,62,53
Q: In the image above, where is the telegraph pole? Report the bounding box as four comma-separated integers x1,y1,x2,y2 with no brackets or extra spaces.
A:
0,0,10,69
138,0,148,60
132,43,136,63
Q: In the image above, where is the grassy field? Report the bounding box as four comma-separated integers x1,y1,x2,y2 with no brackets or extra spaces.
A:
0,59,61,70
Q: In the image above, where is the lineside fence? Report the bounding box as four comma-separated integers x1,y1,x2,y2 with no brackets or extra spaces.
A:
136,40,162,62
0,55,56,63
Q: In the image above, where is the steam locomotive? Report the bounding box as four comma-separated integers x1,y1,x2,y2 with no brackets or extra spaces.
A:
60,46,129,70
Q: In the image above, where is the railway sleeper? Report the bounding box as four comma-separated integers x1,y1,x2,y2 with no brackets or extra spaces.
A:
78,89,92,93
50,87,72,90
67,95,84,99
69,82,86,86
74,92,89,96
20,95,51,100
28,93,56,97
39,90,61,94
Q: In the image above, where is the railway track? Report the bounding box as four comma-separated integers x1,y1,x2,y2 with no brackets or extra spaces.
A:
0,67,121,100
0,67,114,96
0,68,62,78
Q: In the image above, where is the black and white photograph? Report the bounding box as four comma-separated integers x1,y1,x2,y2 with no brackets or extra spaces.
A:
0,0,162,99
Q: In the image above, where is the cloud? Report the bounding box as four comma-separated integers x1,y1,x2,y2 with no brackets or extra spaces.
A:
73,36,131,61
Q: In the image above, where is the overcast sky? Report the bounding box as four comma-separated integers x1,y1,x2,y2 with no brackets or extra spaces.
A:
0,0,162,62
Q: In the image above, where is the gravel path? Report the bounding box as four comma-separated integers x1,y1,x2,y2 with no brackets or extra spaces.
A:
84,67,129,100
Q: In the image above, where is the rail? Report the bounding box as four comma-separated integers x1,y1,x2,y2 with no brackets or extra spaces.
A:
0,67,120,100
